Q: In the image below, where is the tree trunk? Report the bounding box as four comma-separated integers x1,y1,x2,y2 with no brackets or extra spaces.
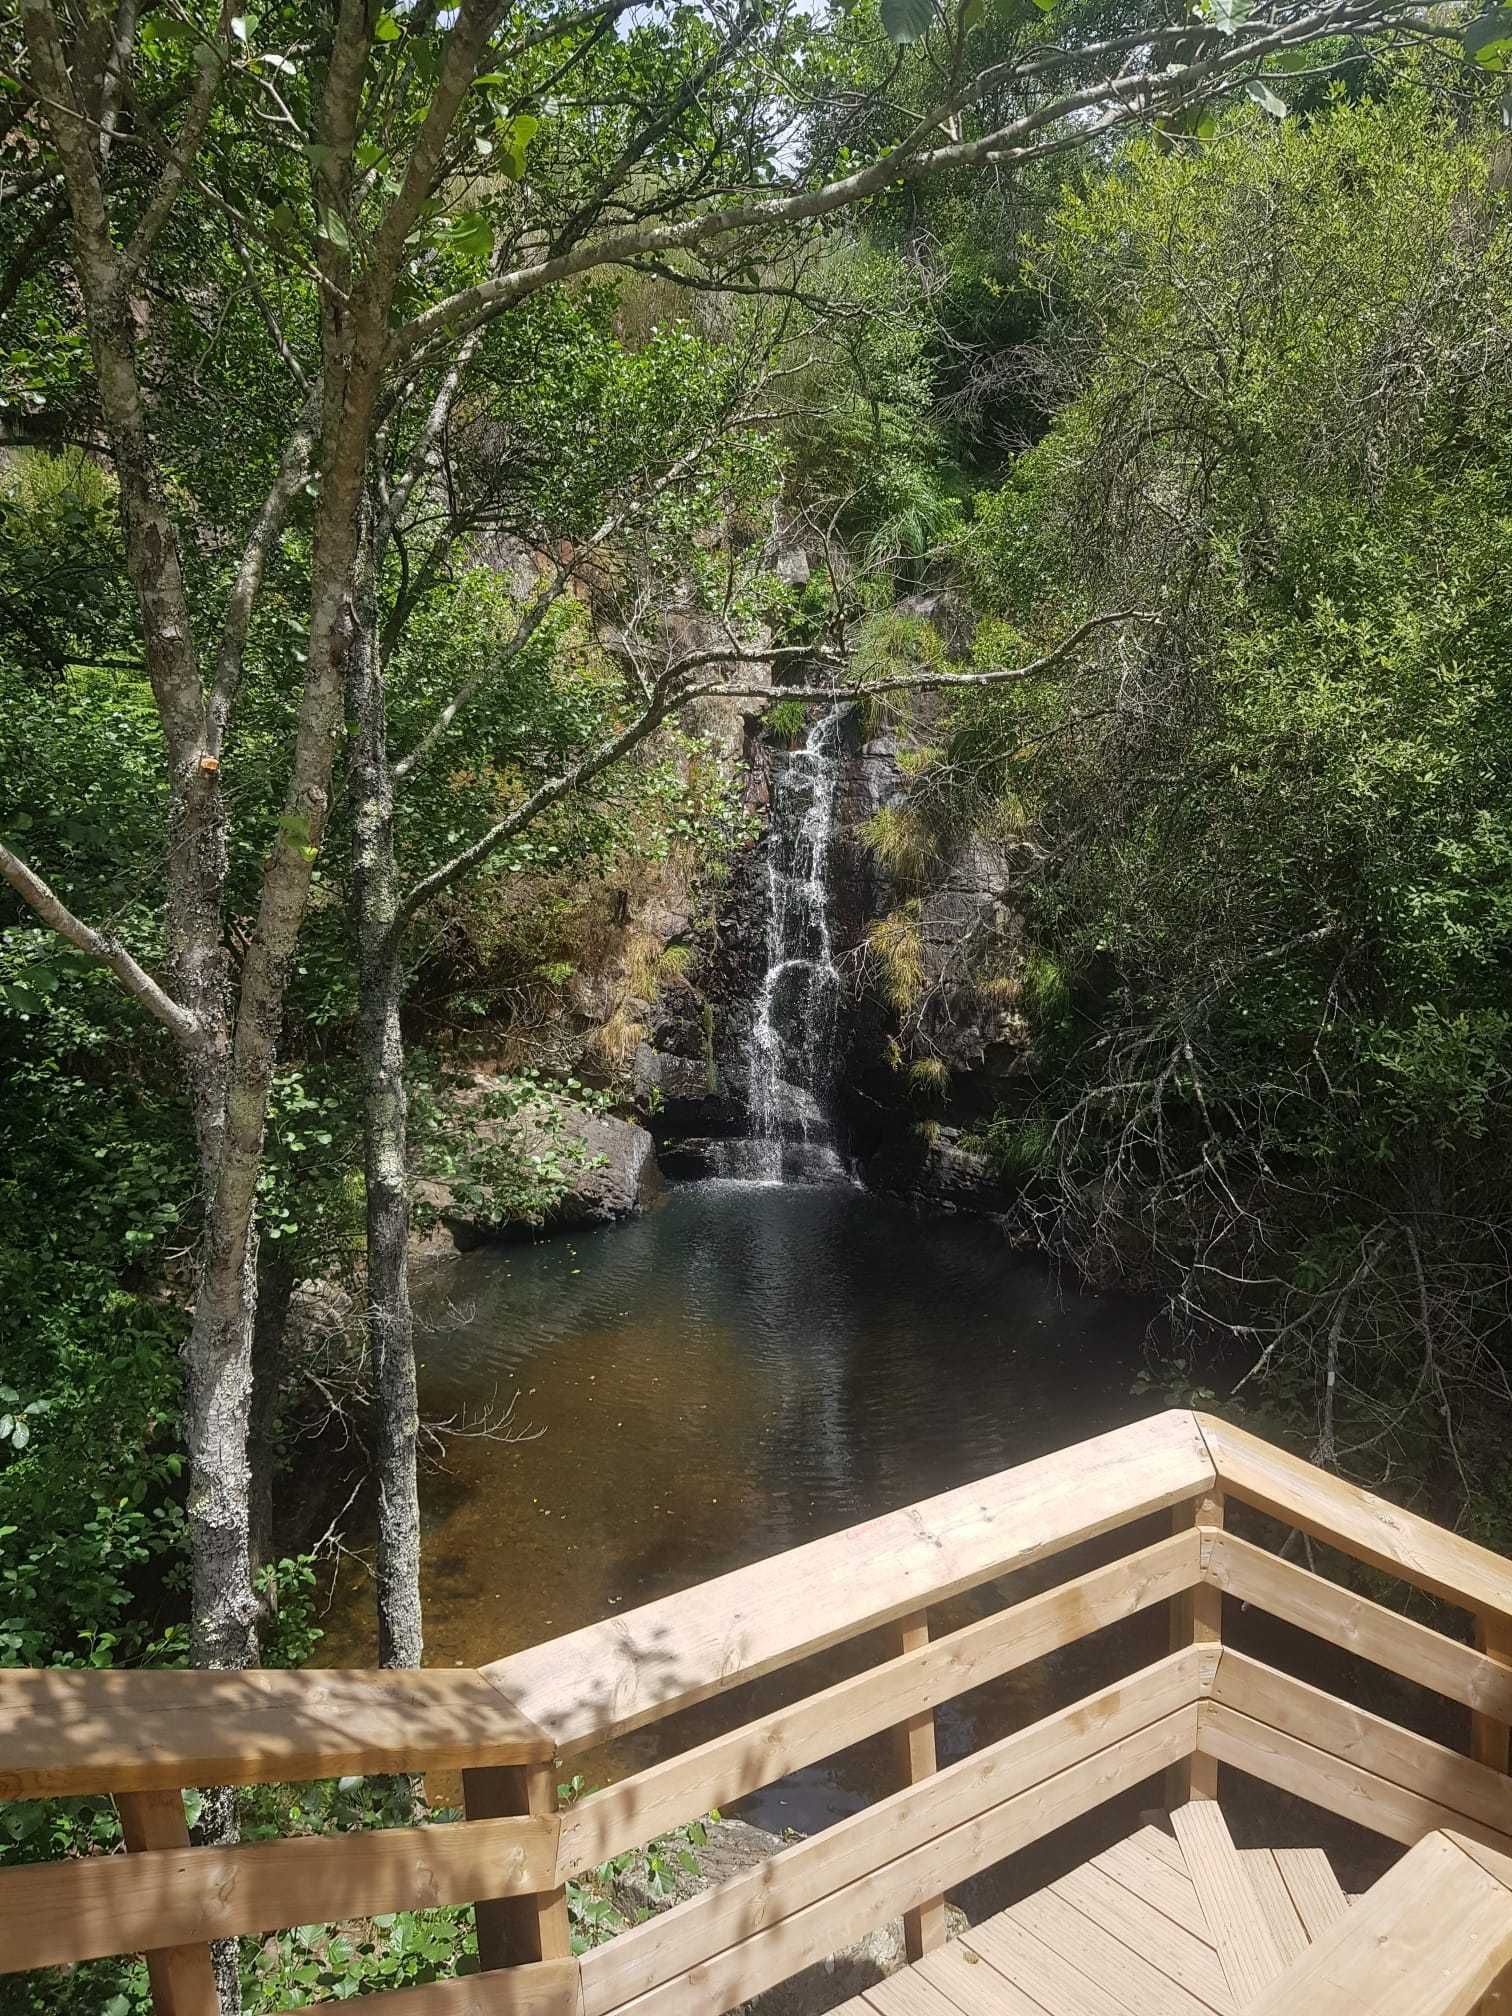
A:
249,1254,296,1607
347,545,425,1678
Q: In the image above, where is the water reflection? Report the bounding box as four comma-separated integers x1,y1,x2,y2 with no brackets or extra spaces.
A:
322,1181,1160,1833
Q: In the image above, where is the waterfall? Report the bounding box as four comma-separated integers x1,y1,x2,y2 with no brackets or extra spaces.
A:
725,706,851,1184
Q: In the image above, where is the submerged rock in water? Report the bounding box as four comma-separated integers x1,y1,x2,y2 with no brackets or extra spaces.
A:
609,1817,965,2014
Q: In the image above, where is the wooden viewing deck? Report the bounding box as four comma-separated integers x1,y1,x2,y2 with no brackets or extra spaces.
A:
5,1410,1512,2013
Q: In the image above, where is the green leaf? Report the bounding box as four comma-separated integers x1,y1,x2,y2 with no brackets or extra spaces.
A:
496,112,541,182
1199,0,1252,32
962,0,985,26
447,210,494,259
1465,9,1512,67
880,0,935,43
141,16,195,46
1244,76,1287,117
374,10,403,40
317,208,351,252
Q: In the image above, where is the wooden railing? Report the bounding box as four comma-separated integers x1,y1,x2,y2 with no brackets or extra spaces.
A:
3,1408,1512,2015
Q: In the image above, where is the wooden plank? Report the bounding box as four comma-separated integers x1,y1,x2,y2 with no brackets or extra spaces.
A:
1091,1828,1209,1942
490,1412,1215,1755
1195,1414,1512,1620
582,1705,1198,2016
1205,1530,1512,1722
1210,1650,1512,1841
557,1533,1200,1879
1052,1862,1233,2011
270,1959,584,2014
1170,1799,1285,2004
1246,1831,1512,2016
891,1611,947,1963
1133,1822,1184,1869
1013,1881,1225,2016
1197,1701,1512,1854
1448,1830,1512,1895
1272,1847,1348,1940
1169,1493,1223,1804
467,1764,572,1970
963,1912,1128,2016
1238,1850,1308,1967
862,1970,976,2016
1473,1617,1512,1776
1450,1834,1512,2013
0,1809,559,1972
0,1664,551,1799
915,1939,1054,2016
116,1790,219,2016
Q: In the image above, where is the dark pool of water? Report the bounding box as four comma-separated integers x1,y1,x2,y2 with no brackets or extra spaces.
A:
322,1182,1168,1820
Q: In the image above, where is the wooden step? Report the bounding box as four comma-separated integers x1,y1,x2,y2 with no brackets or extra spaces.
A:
1172,1801,1287,2006
1239,1850,1308,1966
1271,1846,1348,1941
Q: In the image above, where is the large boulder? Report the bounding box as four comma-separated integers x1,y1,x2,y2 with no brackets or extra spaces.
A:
513,1100,660,1226
416,1092,661,1246
865,1128,1022,1219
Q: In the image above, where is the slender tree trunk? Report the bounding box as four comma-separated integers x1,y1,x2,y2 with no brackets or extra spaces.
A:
249,1254,296,1606
346,542,424,1677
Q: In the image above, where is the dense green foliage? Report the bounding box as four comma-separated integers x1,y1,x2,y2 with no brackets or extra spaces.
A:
931,84,1512,1500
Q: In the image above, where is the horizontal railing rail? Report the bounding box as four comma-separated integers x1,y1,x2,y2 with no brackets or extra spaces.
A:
3,1407,1512,2016
0,1664,553,1800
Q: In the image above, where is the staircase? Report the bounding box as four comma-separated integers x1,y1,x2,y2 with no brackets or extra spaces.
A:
840,1802,1512,2016
841,1804,1346,2015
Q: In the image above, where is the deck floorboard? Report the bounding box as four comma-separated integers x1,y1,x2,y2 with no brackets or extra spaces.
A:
829,1805,1354,2016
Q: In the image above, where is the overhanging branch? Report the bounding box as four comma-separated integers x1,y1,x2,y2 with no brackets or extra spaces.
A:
0,843,201,1046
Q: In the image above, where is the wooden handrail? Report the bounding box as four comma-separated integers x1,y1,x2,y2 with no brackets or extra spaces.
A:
1204,1527,1512,1720
0,1665,551,1801
554,1527,1199,1879
1195,1413,1512,1619
12,1409,1512,2016
484,1409,1215,1756
1,1809,558,1973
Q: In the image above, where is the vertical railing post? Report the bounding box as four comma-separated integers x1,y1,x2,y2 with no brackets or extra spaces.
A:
889,1608,947,1959
116,1790,219,2016
1168,1488,1224,1804
1472,1615,1512,2016
463,1761,571,1969
1472,1615,1512,1775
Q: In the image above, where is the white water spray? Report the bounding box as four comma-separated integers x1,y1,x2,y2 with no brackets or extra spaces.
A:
737,707,850,1183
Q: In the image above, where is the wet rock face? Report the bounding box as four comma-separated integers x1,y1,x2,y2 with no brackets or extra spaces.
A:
864,1128,1024,1220
647,696,1033,1217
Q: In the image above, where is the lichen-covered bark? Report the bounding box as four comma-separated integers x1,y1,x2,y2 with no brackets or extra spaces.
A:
346,541,424,1677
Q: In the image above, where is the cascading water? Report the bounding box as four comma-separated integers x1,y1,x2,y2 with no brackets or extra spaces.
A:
724,706,851,1184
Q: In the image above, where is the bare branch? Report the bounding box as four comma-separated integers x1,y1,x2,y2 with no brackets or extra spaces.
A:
392,0,1424,362
0,843,201,1045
